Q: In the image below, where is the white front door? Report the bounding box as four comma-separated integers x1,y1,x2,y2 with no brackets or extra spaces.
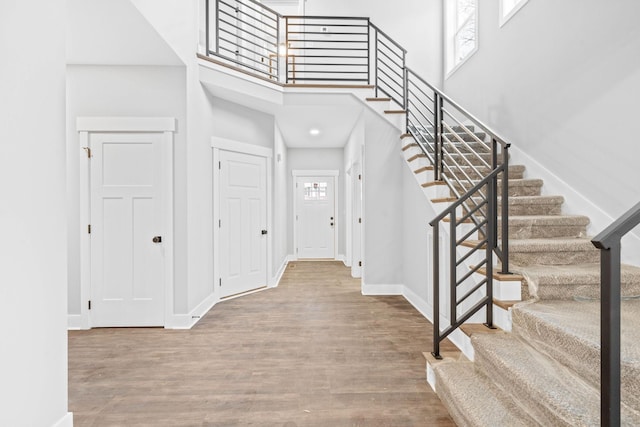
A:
219,150,268,297
296,176,335,259
89,132,165,327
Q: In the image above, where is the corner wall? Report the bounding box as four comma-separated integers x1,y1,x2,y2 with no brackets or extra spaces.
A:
0,0,71,425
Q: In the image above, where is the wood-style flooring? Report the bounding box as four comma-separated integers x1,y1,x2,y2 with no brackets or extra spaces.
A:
69,261,457,426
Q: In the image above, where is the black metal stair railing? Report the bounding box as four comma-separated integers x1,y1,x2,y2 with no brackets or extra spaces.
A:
592,201,640,427
204,0,512,361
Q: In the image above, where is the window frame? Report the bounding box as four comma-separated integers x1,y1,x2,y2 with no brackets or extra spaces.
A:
499,0,529,27
445,0,479,79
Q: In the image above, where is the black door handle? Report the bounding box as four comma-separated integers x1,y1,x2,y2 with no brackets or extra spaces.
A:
261,230,268,235
152,236,162,243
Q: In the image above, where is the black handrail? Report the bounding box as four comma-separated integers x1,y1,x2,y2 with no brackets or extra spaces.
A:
592,201,640,427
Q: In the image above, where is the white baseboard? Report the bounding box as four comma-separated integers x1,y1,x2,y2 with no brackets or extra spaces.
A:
336,254,346,264
511,145,640,264
269,257,289,288
52,412,73,427
402,285,433,322
67,314,88,330
361,283,404,295
167,292,218,330
287,254,297,262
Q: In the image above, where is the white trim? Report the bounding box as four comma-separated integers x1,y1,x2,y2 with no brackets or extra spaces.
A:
292,170,339,177
287,254,297,262
67,314,88,330
270,257,289,287
166,292,218,330
444,0,479,80
361,283,404,295
403,285,433,322
499,0,529,27
292,170,340,261
336,254,346,266
77,117,176,329
52,412,74,427
212,139,273,301
77,117,176,132
219,286,271,302
211,137,273,159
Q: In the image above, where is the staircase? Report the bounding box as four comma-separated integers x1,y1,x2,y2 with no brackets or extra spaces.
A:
397,123,640,425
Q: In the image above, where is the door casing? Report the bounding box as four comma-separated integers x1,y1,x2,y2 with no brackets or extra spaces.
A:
212,137,273,299
78,117,176,329
292,169,339,261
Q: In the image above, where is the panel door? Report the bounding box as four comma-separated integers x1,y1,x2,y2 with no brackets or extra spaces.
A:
90,132,164,327
296,176,335,259
219,150,267,297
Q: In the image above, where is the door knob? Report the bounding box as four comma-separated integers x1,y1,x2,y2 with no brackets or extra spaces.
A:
330,217,334,220
261,230,268,235
330,222,334,226
152,236,162,243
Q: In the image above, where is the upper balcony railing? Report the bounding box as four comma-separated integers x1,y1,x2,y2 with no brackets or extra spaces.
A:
204,0,511,362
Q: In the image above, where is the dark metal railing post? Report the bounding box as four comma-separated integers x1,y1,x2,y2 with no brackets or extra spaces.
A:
485,180,495,328
401,50,407,110
433,93,441,181
600,241,622,427
366,19,371,86
404,69,409,132
500,145,510,274
275,13,280,81
214,0,220,55
373,26,379,98
206,0,211,55
284,16,289,83
449,212,457,327
432,223,441,359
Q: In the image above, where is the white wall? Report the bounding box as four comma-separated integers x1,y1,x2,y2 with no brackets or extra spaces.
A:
304,0,443,87
287,148,345,257
402,163,438,307
442,0,640,261
211,97,275,147
362,109,404,286
0,0,71,425
66,65,188,315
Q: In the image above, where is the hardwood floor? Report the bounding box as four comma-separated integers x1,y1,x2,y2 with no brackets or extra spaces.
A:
69,261,457,426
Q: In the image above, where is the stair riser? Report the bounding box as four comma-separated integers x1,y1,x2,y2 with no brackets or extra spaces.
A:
472,341,593,427
452,184,542,198
533,281,640,300
444,168,524,181
504,203,563,216
499,224,587,239
424,132,487,142
512,308,640,412
509,250,600,266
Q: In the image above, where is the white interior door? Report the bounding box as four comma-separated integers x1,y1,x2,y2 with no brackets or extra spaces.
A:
296,176,335,259
219,150,267,297
90,132,165,327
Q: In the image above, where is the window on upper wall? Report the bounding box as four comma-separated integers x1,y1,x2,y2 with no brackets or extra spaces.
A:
500,0,529,27
445,0,478,78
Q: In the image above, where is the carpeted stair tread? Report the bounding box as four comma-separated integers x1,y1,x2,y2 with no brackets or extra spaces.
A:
472,333,640,426
433,361,536,427
507,238,600,265
512,300,640,414
444,164,525,179
512,263,640,300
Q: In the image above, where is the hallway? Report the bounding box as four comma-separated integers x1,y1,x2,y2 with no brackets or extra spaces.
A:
69,261,456,426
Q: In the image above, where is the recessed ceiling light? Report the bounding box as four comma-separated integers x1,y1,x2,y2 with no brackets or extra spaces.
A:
310,128,320,136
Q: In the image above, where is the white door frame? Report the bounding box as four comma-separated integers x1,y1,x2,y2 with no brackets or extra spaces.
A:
292,169,339,261
77,117,176,329
212,137,273,294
